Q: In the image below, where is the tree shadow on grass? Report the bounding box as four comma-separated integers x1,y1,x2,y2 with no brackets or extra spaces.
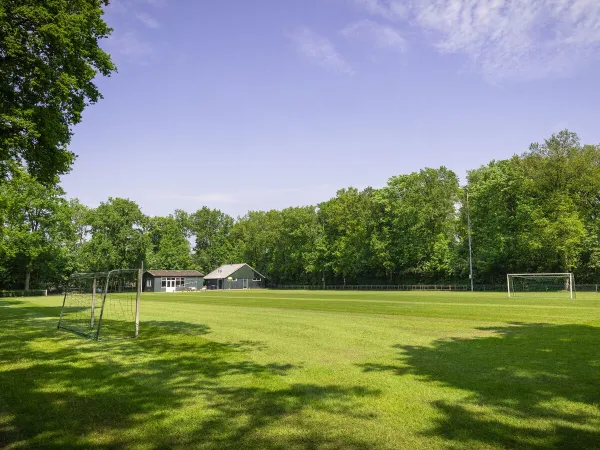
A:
358,322,600,449
0,301,379,449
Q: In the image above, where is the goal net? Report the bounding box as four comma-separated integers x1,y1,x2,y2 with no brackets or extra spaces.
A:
507,273,575,299
181,280,198,291
58,269,141,340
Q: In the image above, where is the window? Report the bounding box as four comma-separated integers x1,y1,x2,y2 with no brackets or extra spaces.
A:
161,278,166,287
176,277,184,287
253,277,261,282
146,279,152,288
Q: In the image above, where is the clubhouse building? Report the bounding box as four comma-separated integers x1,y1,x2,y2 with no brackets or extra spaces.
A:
204,263,265,290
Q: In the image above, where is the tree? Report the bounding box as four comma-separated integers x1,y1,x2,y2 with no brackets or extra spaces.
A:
229,210,282,279
79,198,148,271
465,159,534,280
318,188,377,285
270,206,320,284
0,0,116,182
377,167,460,282
466,131,600,282
188,207,235,274
521,131,596,274
147,215,193,270
0,167,71,289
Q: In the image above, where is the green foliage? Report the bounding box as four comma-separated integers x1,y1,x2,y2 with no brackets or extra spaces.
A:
0,0,116,183
188,207,235,274
233,206,322,284
319,188,377,284
0,289,45,297
230,209,283,278
376,167,460,282
466,130,600,282
147,214,193,270
78,197,149,271
2,130,600,288
0,167,72,289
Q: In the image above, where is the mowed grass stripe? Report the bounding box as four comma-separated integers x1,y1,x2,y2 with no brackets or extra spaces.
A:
142,291,600,324
157,293,600,309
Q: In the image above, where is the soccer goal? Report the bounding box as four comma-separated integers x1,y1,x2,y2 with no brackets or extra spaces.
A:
180,280,198,291
58,269,142,340
507,273,575,299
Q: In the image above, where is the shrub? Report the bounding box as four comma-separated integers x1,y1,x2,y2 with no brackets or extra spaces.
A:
0,290,47,298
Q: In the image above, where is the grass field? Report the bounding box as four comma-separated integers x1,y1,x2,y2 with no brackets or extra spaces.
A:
1,290,600,449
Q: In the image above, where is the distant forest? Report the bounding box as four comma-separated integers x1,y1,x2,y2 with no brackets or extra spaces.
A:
1,130,599,290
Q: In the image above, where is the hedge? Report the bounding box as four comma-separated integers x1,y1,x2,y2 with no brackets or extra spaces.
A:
0,290,47,298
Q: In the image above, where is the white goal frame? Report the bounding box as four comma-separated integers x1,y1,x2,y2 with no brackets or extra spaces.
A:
58,269,142,339
507,273,575,299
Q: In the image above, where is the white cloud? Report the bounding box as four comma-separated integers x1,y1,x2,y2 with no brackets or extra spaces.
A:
351,0,407,20
136,12,160,29
350,0,600,82
288,27,354,74
105,1,129,15
342,19,407,52
158,193,237,203
103,1,162,63
106,31,153,60
145,0,167,7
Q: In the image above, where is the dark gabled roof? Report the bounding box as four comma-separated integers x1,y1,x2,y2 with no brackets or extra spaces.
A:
204,263,266,280
146,270,204,277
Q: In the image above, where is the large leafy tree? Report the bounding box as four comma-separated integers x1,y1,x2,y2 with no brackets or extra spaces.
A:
0,167,72,289
147,214,193,270
522,131,598,276
466,131,600,282
275,206,321,284
466,159,538,280
377,167,460,282
188,207,235,274
319,188,377,285
0,0,116,182
230,210,282,278
79,198,149,271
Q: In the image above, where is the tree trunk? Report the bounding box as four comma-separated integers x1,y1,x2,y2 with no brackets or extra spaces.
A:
24,267,31,291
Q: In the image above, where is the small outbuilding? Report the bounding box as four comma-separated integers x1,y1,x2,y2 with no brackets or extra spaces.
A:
204,263,266,290
143,270,205,293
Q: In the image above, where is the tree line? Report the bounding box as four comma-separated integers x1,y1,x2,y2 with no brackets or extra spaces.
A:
2,6,598,289
1,130,599,290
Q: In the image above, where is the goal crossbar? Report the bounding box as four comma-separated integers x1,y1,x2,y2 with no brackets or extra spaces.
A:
507,273,573,277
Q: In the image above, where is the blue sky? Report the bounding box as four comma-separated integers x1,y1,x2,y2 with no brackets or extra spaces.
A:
62,0,600,218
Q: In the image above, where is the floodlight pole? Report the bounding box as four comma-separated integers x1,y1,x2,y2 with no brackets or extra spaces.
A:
466,188,474,292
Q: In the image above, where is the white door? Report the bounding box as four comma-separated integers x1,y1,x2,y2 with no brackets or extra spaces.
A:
166,278,176,293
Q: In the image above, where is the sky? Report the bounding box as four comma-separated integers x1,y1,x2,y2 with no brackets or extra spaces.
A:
62,0,600,218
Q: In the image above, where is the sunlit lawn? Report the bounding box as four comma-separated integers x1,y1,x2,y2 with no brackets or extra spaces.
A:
1,290,600,449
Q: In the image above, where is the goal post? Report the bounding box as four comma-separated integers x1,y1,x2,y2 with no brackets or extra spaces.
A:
58,268,142,340
507,273,575,299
